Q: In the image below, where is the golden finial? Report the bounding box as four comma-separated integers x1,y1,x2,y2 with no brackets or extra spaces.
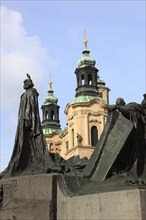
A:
83,28,88,46
49,72,52,89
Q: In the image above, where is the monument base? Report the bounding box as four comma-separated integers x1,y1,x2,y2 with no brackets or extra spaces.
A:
0,174,57,220
0,174,146,220
58,186,146,220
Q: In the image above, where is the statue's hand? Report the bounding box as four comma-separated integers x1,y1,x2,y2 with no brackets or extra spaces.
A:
108,105,116,112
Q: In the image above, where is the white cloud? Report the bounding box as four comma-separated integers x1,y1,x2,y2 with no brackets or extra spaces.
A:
1,6,26,51
1,5,56,109
0,6,57,171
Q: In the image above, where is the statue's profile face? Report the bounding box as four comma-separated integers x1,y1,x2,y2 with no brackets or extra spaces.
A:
23,79,33,90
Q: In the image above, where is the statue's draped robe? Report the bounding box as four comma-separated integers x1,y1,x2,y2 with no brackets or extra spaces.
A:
111,102,146,178
5,88,46,176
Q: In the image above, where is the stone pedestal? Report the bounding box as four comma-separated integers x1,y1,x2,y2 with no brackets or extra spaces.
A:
0,174,146,220
0,174,57,220
58,187,146,220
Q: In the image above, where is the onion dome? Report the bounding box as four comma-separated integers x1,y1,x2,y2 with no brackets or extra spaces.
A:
77,31,96,68
43,81,58,105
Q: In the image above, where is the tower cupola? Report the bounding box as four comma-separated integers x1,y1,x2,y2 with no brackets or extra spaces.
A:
41,80,61,135
75,30,100,97
77,36,96,68
43,81,58,105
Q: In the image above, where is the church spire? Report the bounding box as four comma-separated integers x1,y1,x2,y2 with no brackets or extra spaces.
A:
75,30,99,97
49,72,53,89
77,30,96,68
41,74,61,135
82,29,90,56
83,29,88,48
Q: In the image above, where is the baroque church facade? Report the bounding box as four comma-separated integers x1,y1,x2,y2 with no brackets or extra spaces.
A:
41,37,110,160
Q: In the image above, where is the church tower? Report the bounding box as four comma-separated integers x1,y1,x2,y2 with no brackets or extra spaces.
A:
63,32,109,159
41,33,110,160
41,80,61,135
41,80,62,154
75,31,100,97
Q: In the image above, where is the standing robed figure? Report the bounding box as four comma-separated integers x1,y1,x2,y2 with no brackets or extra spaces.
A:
2,74,48,177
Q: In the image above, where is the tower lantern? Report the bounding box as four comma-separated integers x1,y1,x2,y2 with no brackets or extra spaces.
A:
41,78,61,135
75,30,100,97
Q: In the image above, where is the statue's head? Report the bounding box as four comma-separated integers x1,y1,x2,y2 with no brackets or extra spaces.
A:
116,98,126,106
23,74,34,90
143,93,146,99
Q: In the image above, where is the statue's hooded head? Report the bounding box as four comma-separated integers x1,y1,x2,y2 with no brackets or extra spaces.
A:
116,98,126,106
143,93,146,99
23,74,34,90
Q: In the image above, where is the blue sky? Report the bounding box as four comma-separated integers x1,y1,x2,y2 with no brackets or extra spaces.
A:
0,0,145,171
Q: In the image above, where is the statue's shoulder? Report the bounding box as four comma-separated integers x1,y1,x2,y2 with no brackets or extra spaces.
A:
126,102,144,114
126,102,138,109
27,88,39,96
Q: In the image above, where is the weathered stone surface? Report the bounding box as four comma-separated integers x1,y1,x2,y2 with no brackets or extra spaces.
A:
1,174,146,220
58,186,146,220
0,174,57,220
83,113,133,181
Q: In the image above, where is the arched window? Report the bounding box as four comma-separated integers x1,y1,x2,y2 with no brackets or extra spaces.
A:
45,111,49,119
77,76,79,87
72,129,74,147
51,110,55,120
88,74,92,85
91,126,98,146
81,74,85,85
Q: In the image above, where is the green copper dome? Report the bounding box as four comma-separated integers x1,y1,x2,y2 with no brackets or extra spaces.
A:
43,81,58,106
69,95,106,106
77,44,96,68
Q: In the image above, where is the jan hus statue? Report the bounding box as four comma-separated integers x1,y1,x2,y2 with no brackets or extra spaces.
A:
2,74,47,177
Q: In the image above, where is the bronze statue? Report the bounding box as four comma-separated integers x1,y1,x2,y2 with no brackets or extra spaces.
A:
2,74,47,177
1,73,145,195
108,97,146,179
0,183,3,208
1,75,88,178
141,93,146,142
83,95,146,185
